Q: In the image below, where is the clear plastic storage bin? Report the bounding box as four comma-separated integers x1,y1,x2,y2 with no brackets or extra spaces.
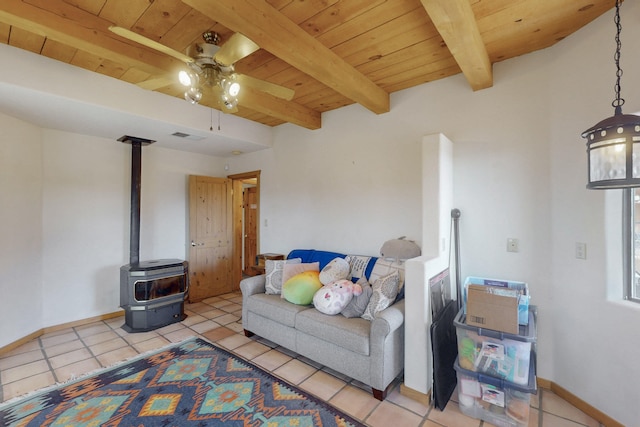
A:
455,356,537,427
454,307,537,385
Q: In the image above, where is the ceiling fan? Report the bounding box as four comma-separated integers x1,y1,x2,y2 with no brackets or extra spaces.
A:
109,26,294,111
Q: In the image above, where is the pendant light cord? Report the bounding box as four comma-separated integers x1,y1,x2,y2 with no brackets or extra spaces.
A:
612,0,624,113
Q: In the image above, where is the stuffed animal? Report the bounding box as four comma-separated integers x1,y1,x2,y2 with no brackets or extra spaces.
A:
313,279,363,315
380,236,421,261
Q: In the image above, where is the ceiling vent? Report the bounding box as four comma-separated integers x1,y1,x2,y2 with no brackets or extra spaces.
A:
171,132,205,141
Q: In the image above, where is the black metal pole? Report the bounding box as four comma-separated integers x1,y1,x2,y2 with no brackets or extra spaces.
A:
118,135,155,266
451,208,462,310
129,141,141,266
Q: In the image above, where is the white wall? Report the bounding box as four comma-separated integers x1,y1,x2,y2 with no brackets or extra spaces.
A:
0,113,43,345
229,107,424,256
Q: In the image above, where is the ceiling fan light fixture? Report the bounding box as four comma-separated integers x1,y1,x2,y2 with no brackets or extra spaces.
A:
221,77,240,97
221,93,238,110
581,0,640,189
184,86,203,105
178,69,198,87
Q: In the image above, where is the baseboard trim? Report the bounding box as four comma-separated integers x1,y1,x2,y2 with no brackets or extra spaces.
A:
0,311,124,356
399,384,431,406
537,377,624,427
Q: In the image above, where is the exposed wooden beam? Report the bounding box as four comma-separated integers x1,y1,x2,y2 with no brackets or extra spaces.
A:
420,0,493,91
0,0,318,128
182,0,390,115
239,86,321,130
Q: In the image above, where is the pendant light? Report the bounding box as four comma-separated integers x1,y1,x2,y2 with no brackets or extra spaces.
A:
581,0,640,189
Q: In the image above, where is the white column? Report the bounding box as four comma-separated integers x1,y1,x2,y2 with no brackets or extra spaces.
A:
403,133,454,398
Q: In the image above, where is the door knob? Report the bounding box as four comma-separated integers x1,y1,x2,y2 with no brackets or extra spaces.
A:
191,241,196,247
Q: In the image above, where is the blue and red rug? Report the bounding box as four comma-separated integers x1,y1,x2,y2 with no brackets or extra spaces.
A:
0,337,364,426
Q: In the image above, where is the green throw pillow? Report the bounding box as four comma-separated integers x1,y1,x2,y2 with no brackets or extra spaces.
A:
282,271,323,305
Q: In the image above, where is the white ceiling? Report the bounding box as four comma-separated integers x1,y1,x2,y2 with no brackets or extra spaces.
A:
0,43,274,157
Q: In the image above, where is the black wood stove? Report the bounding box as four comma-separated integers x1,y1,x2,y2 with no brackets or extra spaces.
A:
118,135,188,332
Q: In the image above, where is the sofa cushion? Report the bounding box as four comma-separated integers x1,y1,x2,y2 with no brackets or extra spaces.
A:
246,293,312,327
296,308,371,356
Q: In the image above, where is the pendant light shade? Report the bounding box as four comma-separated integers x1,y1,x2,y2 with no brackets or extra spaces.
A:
582,113,640,189
581,0,640,189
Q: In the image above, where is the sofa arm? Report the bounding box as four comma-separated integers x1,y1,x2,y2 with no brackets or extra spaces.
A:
240,274,266,296
240,274,266,332
371,299,405,338
369,299,405,393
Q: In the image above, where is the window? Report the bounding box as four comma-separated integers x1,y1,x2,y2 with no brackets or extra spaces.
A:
627,188,640,302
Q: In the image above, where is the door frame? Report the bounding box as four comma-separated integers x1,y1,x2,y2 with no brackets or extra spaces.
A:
228,170,261,290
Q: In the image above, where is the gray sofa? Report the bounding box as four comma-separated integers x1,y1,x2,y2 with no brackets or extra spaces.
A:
240,249,405,400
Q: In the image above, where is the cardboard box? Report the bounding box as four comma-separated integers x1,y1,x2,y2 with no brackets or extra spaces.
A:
463,276,530,325
466,285,519,334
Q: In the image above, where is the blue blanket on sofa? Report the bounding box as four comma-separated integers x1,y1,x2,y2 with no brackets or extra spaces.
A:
287,249,378,282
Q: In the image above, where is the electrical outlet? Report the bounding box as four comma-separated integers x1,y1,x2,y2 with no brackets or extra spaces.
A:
576,242,587,259
507,238,519,252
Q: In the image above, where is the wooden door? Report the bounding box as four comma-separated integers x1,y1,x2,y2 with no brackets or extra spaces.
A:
188,175,233,302
243,187,258,272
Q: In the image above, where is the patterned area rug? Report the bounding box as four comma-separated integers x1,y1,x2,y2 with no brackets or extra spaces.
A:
0,337,364,426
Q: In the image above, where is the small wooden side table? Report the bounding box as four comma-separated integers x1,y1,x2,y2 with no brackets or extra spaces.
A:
245,253,285,276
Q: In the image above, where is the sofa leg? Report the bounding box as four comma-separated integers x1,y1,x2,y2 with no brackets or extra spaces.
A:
372,382,395,401
243,329,255,338
372,388,386,401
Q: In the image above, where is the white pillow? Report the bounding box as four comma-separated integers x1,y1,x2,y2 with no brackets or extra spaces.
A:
319,257,350,285
361,271,400,321
265,258,301,295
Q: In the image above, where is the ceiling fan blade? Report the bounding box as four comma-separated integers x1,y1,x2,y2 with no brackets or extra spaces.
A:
214,33,259,66
109,26,193,63
236,74,295,101
136,76,175,90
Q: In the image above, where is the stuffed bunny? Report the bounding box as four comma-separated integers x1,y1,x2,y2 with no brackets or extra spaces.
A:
313,279,363,315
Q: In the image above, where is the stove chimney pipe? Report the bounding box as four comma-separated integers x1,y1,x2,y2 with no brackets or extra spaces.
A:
118,135,155,266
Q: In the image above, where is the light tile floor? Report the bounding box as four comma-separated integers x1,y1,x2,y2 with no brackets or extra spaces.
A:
0,292,603,427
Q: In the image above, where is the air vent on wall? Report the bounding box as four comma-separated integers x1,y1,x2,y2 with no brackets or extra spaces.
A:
171,132,205,141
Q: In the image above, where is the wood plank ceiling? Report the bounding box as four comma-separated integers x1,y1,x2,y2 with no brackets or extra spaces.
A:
0,0,614,130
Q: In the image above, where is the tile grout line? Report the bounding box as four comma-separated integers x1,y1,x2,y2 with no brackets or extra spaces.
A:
75,323,101,369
